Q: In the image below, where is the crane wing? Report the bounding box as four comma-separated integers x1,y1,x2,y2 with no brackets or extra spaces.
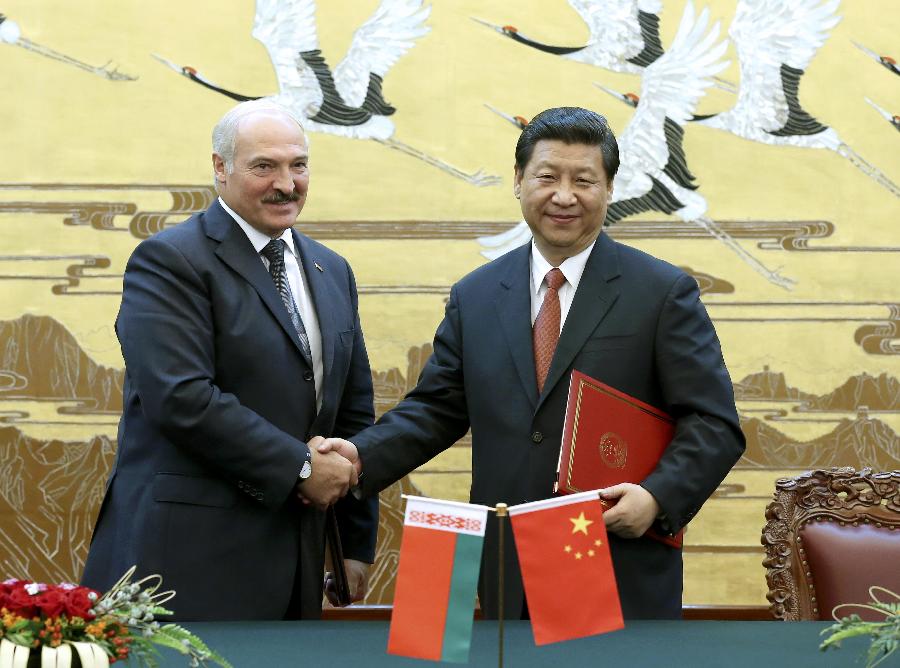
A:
728,0,840,134
333,0,431,110
616,0,728,198
568,0,663,66
252,0,321,105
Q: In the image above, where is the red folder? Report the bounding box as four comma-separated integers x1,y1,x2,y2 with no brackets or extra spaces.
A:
555,369,685,549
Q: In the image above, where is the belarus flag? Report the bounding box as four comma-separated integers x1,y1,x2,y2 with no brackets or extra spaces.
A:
509,490,624,645
388,496,490,663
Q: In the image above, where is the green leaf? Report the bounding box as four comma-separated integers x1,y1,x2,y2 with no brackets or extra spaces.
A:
818,589,900,668
6,619,32,633
151,625,233,668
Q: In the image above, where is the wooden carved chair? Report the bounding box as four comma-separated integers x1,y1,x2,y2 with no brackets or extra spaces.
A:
762,467,900,621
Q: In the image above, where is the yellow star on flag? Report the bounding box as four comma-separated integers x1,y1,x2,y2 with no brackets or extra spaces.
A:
564,545,572,553
570,512,594,535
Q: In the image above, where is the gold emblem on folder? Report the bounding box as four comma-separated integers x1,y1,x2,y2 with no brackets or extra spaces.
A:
599,432,627,469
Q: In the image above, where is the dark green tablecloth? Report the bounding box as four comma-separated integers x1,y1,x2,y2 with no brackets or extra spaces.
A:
156,620,873,667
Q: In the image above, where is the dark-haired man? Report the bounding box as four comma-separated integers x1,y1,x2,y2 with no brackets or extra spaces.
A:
320,107,744,619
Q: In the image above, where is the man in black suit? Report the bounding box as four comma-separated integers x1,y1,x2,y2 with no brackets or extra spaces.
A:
318,107,745,619
82,100,377,620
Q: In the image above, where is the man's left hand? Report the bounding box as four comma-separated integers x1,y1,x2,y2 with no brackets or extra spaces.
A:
599,483,660,539
324,559,370,607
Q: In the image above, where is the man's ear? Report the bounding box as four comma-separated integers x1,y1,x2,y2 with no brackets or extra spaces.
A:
212,153,227,185
513,167,522,199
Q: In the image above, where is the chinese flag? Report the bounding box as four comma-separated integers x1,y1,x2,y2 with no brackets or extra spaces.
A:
509,491,623,645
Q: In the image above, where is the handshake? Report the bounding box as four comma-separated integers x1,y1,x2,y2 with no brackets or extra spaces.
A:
295,436,362,509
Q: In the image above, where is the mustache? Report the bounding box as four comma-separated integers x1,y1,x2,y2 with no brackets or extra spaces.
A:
262,190,301,204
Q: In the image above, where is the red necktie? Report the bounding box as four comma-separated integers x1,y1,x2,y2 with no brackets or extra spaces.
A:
533,268,566,393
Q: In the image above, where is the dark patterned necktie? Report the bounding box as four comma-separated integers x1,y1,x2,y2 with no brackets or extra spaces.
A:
261,239,312,363
533,268,566,393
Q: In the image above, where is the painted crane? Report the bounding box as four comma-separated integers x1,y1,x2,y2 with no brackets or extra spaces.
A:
471,0,735,91
694,0,899,198
852,40,900,78
154,0,500,187
864,98,900,135
479,2,796,290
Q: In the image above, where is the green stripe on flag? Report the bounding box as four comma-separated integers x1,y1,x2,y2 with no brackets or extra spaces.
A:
440,532,483,663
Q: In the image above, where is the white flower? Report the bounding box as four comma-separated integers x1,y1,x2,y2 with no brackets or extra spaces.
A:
59,583,78,591
24,583,41,595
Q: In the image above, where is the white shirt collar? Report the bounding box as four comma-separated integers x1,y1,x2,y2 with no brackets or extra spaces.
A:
530,237,598,295
219,197,298,257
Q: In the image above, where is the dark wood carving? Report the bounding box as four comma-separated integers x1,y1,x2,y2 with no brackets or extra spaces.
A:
761,467,900,620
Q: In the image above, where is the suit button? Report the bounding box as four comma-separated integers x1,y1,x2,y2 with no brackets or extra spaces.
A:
303,370,314,381
531,431,543,443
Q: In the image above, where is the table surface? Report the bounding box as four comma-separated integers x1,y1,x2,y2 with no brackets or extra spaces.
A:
152,620,878,667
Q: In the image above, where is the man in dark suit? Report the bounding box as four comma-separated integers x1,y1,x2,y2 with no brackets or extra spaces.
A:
318,107,745,619
82,100,377,620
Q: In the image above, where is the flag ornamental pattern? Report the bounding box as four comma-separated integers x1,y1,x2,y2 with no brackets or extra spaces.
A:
388,496,489,663
509,491,624,645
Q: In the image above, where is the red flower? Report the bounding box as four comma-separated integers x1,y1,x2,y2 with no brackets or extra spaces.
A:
63,587,97,620
36,589,67,618
7,586,37,618
0,585,10,611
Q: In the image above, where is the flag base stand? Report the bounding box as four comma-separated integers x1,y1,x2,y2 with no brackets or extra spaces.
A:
495,503,508,668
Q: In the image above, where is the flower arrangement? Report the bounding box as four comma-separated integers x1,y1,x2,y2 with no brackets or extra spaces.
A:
820,586,900,668
0,567,231,668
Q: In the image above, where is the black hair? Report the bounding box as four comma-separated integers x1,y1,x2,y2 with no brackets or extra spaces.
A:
514,107,619,179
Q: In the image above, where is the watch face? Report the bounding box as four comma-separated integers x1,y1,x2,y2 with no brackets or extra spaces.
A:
299,460,312,480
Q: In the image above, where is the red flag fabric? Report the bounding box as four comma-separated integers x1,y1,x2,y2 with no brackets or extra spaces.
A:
387,496,489,663
509,491,624,645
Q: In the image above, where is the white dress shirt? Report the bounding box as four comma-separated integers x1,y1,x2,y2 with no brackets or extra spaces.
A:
220,198,323,410
530,238,598,330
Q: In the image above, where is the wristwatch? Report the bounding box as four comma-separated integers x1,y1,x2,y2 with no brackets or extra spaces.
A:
298,460,312,481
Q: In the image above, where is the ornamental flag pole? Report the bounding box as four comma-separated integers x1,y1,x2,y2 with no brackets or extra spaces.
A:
387,495,491,663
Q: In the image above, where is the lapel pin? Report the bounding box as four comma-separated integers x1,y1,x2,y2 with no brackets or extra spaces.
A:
314,261,324,273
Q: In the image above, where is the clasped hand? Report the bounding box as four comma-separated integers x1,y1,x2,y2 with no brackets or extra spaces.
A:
295,436,362,509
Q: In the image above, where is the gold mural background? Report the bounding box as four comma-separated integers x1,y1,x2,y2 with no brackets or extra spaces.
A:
1,0,898,608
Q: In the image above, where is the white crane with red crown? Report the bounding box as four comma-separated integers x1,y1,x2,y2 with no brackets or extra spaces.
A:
154,0,500,187
472,0,735,91
480,1,797,290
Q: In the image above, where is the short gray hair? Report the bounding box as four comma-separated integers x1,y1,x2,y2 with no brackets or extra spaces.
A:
212,99,306,174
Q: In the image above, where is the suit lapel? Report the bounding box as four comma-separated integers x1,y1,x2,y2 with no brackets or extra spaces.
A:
495,245,539,409
536,233,621,413
206,201,310,362
293,230,336,395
